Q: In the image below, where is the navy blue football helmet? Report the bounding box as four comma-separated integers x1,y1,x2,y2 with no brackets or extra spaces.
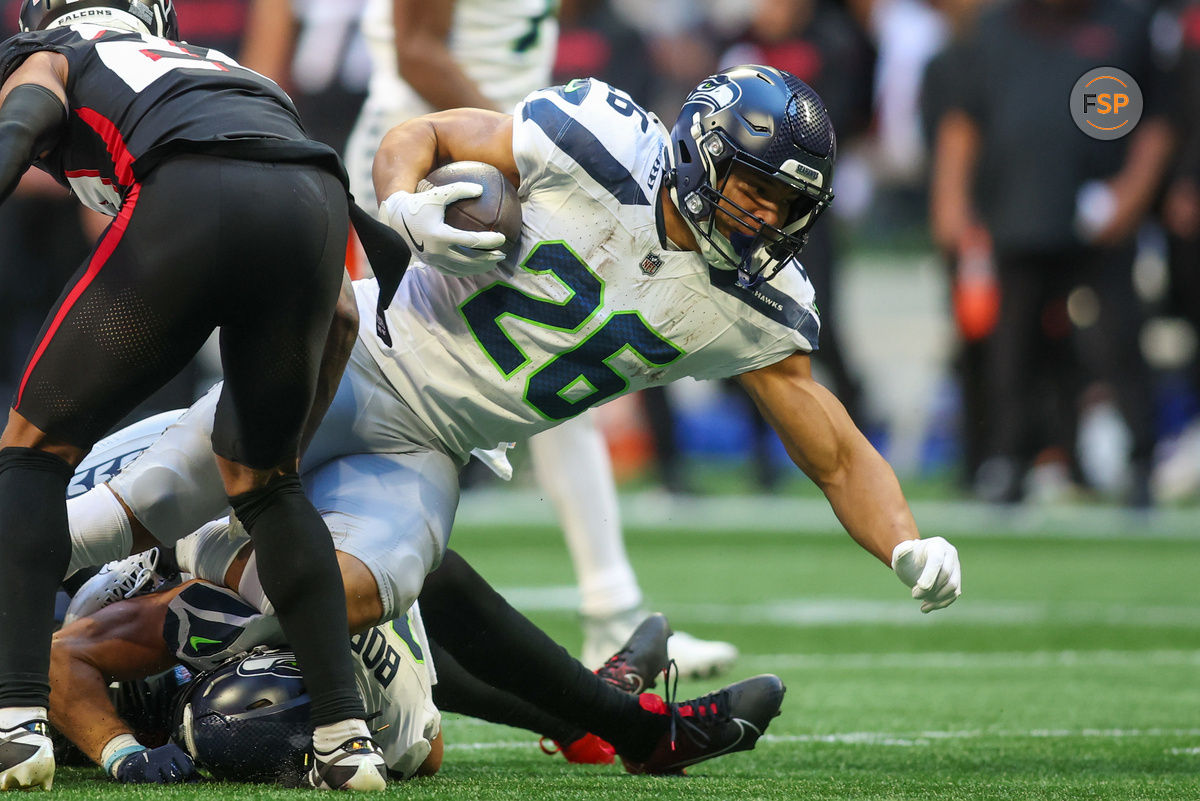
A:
669,65,836,287
19,0,178,39
173,649,311,784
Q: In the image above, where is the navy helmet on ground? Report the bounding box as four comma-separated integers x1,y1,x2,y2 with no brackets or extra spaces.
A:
19,0,178,39
669,64,836,288
173,648,311,784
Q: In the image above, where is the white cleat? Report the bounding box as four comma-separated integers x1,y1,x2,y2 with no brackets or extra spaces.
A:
0,721,54,791
305,736,387,791
666,629,739,679
582,608,739,679
64,547,163,625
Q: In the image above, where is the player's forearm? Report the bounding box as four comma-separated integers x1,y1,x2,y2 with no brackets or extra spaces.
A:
928,110,981,253
740,355,919,566
299,270,358,453
48,594,180,763
816,435,921,566
373,118,442,205
1101,116,1175,242
372,108,515,204
391,0,497,113
49,629,141,764
397,44,497,113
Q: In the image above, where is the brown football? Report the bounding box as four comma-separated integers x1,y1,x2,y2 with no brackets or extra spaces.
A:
416,161,522,256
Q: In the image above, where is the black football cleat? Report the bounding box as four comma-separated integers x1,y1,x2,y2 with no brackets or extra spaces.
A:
0,719,54,790
622,674,785,775
596,612,672,694
304,736,386,791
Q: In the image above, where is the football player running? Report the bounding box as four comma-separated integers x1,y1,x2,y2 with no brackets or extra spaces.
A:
62,64,962,774
344,0,736,677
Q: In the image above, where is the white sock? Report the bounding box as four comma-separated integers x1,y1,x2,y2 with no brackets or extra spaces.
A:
312,718,371,753
0,706,47,729
528,415,643,618
65,486,132,578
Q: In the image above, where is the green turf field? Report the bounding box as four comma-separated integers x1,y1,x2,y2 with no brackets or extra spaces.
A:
45,491,1200,799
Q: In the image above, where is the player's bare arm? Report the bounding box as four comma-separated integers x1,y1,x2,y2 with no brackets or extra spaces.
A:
373,108,515,274
393,0,496,113
373,108,518,200
738,353,961,611
737,352,918,565
49,587,183,764
300,270,360,453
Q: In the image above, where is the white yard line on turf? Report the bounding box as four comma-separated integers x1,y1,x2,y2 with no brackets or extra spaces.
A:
493,588,1200,628
445,727,1200,752
737,648,1200,670
457,488,1200,540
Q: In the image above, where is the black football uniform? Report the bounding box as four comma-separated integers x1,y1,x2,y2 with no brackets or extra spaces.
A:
0,24,347,463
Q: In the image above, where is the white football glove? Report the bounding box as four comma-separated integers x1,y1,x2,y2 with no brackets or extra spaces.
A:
379,182,507,276
891,537,961,613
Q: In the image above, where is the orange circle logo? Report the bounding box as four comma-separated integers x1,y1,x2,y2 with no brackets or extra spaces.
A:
1070,67,1143,140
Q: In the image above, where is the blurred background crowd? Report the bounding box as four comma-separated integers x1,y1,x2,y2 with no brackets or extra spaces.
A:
3,0,1199,509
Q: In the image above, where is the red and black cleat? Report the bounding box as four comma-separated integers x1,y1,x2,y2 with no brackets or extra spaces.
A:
621,674,786,775
539,733,616,765
595,612,672,694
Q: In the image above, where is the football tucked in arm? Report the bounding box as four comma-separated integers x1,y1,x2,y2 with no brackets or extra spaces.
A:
416,161,522,257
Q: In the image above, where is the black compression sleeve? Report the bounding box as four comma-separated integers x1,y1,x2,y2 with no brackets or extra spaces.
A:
0,82,66,203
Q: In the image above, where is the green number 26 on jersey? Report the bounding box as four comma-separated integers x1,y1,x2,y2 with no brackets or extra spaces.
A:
459,241,684,421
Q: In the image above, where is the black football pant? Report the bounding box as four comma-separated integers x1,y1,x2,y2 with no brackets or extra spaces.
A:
985,246,1157,475
0,155,363,723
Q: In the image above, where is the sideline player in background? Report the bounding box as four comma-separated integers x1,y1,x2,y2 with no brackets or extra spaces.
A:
343,0,736,675
0,0,393,790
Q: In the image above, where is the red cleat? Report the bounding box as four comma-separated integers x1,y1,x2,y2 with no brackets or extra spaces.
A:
539,733,616,765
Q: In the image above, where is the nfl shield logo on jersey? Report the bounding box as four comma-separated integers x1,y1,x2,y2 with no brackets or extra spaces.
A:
640,252,663,276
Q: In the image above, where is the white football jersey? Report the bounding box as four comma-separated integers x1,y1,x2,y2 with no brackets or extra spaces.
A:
351,607,440,779
361,78,821,461
361,0,557,116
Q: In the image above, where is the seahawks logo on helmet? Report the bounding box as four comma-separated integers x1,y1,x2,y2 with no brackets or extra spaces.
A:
236,653,303,680
686,75,742,113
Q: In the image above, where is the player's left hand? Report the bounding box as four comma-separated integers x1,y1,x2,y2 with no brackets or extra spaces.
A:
113,743,197,784
891,537,961,613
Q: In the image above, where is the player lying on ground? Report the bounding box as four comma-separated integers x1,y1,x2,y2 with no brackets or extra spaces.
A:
60,416,780,783
53,539,778,784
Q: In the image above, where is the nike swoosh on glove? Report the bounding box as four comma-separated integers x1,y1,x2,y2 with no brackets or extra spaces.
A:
891,537,962,613
113,744,196,784
380,183,507,277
